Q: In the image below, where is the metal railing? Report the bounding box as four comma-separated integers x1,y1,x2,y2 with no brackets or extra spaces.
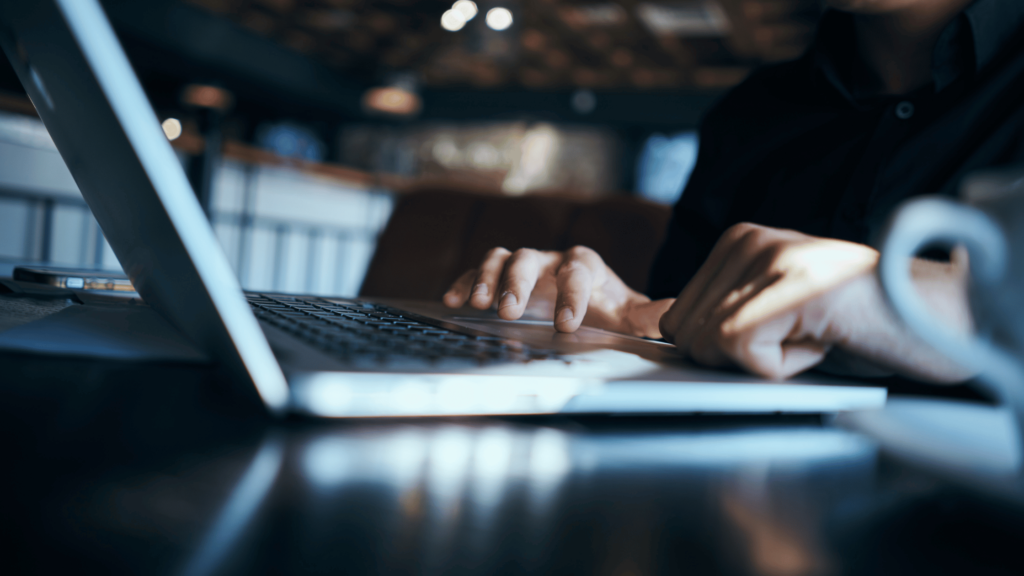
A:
0,185,108,270
0,169,392,296
0,110,393,294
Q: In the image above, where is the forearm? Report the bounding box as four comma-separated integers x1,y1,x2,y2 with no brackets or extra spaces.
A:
831,258,975,383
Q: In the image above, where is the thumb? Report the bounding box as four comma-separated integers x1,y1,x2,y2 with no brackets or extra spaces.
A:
732,312,829,380
778,340,830,379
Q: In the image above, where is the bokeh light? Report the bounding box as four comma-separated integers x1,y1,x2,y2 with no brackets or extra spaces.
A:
452,0,478,21
485,7,513,31
161,117,182,140
363,86,422,116
441,9,467,32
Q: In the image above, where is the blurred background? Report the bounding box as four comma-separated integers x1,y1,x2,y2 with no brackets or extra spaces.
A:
0,0,821,296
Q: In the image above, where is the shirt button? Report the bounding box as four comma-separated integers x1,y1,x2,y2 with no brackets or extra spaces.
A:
895,101,915,120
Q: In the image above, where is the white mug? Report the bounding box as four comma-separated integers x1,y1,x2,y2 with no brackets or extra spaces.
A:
878,168,1024,405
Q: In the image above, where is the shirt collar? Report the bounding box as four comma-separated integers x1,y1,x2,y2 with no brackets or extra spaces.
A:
810,1,1024,103
964,0,1024,72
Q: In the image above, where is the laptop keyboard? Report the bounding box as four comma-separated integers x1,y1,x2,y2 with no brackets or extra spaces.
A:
246,294,563,365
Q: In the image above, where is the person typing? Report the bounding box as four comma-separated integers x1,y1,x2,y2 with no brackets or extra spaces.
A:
444,0,1024,382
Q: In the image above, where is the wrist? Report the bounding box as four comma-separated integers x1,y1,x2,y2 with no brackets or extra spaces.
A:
832,267,975,383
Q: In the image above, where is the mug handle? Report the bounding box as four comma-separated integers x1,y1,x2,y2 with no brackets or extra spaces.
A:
877,196,1021,401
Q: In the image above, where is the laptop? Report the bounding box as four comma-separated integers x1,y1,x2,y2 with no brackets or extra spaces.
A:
0,0,886,417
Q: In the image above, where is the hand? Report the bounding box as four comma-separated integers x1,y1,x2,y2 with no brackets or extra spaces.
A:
659,223,974,382
443,246,672,337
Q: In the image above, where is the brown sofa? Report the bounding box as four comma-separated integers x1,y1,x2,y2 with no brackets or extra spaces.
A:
360,188,672,300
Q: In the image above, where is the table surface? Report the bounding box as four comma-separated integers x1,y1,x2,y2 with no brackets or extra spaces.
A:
4,283,1024,576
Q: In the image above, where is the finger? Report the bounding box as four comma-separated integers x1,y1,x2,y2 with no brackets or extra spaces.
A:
722,279,834,379
632,298,677,339
778,340,831,378
469,247,512,309
738,332,829,380
551,246,608,332
686,273,777,367
672,250,771,355
660,224,758,342
708,307,827,380
496,249,558,320
443,268,478,307
553,260,594,332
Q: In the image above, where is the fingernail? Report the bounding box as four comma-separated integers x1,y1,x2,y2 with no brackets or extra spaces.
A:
556,307,574,324
472,283,488,297
499,292,517,309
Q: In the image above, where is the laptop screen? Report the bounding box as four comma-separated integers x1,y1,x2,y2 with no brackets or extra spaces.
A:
0,0,289,412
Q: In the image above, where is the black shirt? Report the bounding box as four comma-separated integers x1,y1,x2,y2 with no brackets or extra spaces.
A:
647,0,1024,299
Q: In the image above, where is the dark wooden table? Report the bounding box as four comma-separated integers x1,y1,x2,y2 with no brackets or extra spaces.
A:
3,283,1024,575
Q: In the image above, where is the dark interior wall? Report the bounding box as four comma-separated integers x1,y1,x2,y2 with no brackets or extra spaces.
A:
0,50,24,95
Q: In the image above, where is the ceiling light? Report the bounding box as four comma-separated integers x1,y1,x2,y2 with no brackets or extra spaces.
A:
441,9,467,31
485,7,513,31
181,84,234,110
563,4,627,27
161,118,182,141
635,2,730,37
363,86,422,116
452,0,478,21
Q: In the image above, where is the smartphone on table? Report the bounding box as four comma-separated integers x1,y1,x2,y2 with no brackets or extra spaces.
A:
13,266,134,292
